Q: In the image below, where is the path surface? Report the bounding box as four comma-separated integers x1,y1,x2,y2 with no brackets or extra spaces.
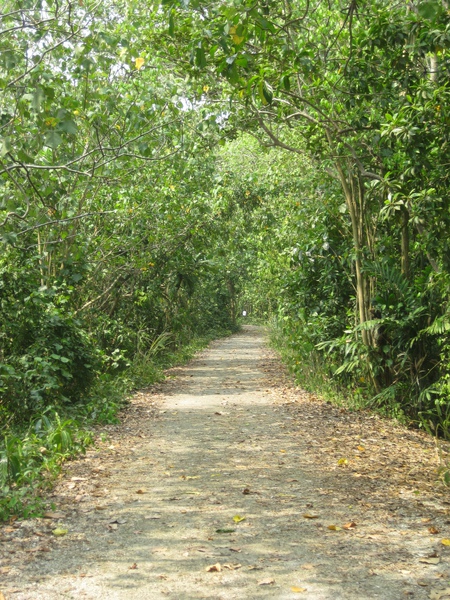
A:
2,326,450,599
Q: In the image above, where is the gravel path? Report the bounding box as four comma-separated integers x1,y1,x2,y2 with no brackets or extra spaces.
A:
2,326,450,599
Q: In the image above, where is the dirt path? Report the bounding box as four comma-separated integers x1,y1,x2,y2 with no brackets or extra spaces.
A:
2,326,450,599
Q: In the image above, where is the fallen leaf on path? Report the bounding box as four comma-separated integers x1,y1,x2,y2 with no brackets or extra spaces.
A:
144,514,161,519
302,514,319,519
337,458,348,466
343,521,357,529
300,563,315,570
429,526,440,534
216,528,235,534
136,489,146,494
109,518,127,524
291,587,307,593
243,488,251,494
206,563,222,572
0,592,6,600
181,475,199,480
258,578,275,585
223,563,241,570
419,557,440,564
129,563,138,569
229,547,241,552
43,512,65,519
233,515,246,523
441,539,450,546
430,588,450,599
357,446,365,452
327,525,342,531
52,528,68,536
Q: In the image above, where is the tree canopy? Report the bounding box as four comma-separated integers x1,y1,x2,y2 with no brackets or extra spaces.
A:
1,0,450,441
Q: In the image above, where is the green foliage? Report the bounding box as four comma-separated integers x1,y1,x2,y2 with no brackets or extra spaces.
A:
2,0,450,507
0,410,93,520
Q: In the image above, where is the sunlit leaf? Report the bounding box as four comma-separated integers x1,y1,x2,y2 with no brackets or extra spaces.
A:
135,57,145,70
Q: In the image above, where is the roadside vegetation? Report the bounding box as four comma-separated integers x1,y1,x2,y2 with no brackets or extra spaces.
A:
1,0,450,518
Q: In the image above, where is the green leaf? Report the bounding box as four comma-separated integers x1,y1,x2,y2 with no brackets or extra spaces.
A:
216,528,235,534
44,131,63,149
0,137,11,157
32,87,45,111
258,80,273,105
58,119,78,134
195,47,207,69
169,13,175,36
417,1,441,20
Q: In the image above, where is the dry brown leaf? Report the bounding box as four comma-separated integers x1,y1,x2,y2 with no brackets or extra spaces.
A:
343,521,357,529
291,587,307,593
419,557,440,564
43,511,65,519
302,514,319,519
430,588,450,600
428,526,440,534
258,578,275,586
206,563,222,572
327,525,342,531
0,592,6,600
129,563,138,570
223,563,241,570
357,445,365,452
136,489,146,494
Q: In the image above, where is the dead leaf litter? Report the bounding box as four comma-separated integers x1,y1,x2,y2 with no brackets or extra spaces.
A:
1,326,450,599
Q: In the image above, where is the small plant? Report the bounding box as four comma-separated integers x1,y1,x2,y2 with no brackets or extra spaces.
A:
0,410,93,521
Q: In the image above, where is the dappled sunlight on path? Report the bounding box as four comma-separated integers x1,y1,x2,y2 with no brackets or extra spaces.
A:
5,327,449,599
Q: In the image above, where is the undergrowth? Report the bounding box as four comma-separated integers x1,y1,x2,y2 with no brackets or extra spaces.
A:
268,320,356,410
269,319,450,485
0,327,235,522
